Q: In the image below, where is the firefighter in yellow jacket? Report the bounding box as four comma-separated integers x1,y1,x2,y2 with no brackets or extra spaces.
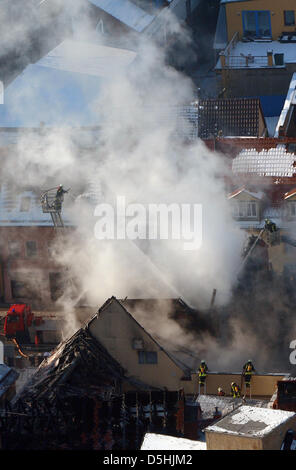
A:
243,360,256,388
231,382,241,398
198,360,208,386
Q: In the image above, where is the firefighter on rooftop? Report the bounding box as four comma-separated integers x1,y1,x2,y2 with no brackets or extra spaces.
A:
231,382,241,398
264,218,277,233
242,359,256,388
198,360,208,387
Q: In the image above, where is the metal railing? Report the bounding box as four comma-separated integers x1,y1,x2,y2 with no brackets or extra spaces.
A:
224,55,269,68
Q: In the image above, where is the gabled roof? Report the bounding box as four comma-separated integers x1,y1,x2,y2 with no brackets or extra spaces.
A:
92,296,191,375
284,188,296,200
228,187,265,200
198,99,265,139
15,327,125,402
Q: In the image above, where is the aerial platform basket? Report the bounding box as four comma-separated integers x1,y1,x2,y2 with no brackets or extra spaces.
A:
40,188,64,228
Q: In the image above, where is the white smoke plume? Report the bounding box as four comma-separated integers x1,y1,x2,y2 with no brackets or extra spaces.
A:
1,3,247,356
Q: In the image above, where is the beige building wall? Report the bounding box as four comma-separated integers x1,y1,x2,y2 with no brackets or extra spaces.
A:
188,373,285,397
262,415,296,449
87,299,187,390
206,432,263,450
225,0,296,42
206,414,296,450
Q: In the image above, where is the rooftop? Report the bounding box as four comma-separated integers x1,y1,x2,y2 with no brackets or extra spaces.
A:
0,39,137,128
141,433,207,450
232,147,296,178
216,41,296,70
197,98,265,138
206,405,296,438
88,0,155,33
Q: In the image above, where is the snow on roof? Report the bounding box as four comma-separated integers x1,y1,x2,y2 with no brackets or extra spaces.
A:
0,40,136,127
228,187,264,200
284,188,296,200
206,406,296,438
141,433,207,450
275,73,296,138
232,148,296,177
37,39,137,78
216,41,296,70
88,0,155,32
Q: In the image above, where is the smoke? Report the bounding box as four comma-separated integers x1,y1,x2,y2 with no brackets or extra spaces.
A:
1,3,254,364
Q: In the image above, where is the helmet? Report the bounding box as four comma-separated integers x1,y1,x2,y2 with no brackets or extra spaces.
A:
247,359,252,363
231,382,235,386
59,184,63,187
201,360,205,364
218,387,222,391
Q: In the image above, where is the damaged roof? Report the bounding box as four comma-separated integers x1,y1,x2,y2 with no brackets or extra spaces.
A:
14,327,125,402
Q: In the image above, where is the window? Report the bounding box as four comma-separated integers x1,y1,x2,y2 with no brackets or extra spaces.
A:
11,280,28,298
49,272,64,301
288,201,296,217
138,351,158,364
284,10,295,26
9,241,20,257
233,201,258,219
242,11,271,38
26,241,37,257
20,196,31,212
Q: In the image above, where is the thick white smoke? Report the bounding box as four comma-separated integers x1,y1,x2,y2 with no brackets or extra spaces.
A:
1,3,246,348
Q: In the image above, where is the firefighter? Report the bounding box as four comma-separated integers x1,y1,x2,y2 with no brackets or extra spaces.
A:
217,387,225,396
243,359,256,388
231,382,241,398
54,184,68,211
198,360,208,386
264,218,277,233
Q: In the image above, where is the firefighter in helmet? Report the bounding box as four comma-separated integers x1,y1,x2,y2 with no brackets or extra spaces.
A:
218,387,225,396
54,184,68,211
198,360,208,386
242,359,256,388
264,218,277,233
231,382,241,398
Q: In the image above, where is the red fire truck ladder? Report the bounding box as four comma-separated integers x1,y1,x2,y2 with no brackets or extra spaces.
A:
40,188,66,228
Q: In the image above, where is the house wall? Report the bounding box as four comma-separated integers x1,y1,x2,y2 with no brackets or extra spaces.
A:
225,0,296,42
206,431,263,450
186,372,285,397
0,226,73,308
206,413,296,450
88,300,187,390
262,415,296,449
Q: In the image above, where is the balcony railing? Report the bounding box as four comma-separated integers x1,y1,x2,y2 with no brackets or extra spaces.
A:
223,55,269,68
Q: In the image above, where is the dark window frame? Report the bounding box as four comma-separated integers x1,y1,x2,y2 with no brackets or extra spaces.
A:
26,241,37,257
242,10,272,38
138,351,158,364
284,10,295,26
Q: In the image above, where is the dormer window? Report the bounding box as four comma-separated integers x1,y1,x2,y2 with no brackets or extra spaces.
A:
287,201,296,217
233,201,258,219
